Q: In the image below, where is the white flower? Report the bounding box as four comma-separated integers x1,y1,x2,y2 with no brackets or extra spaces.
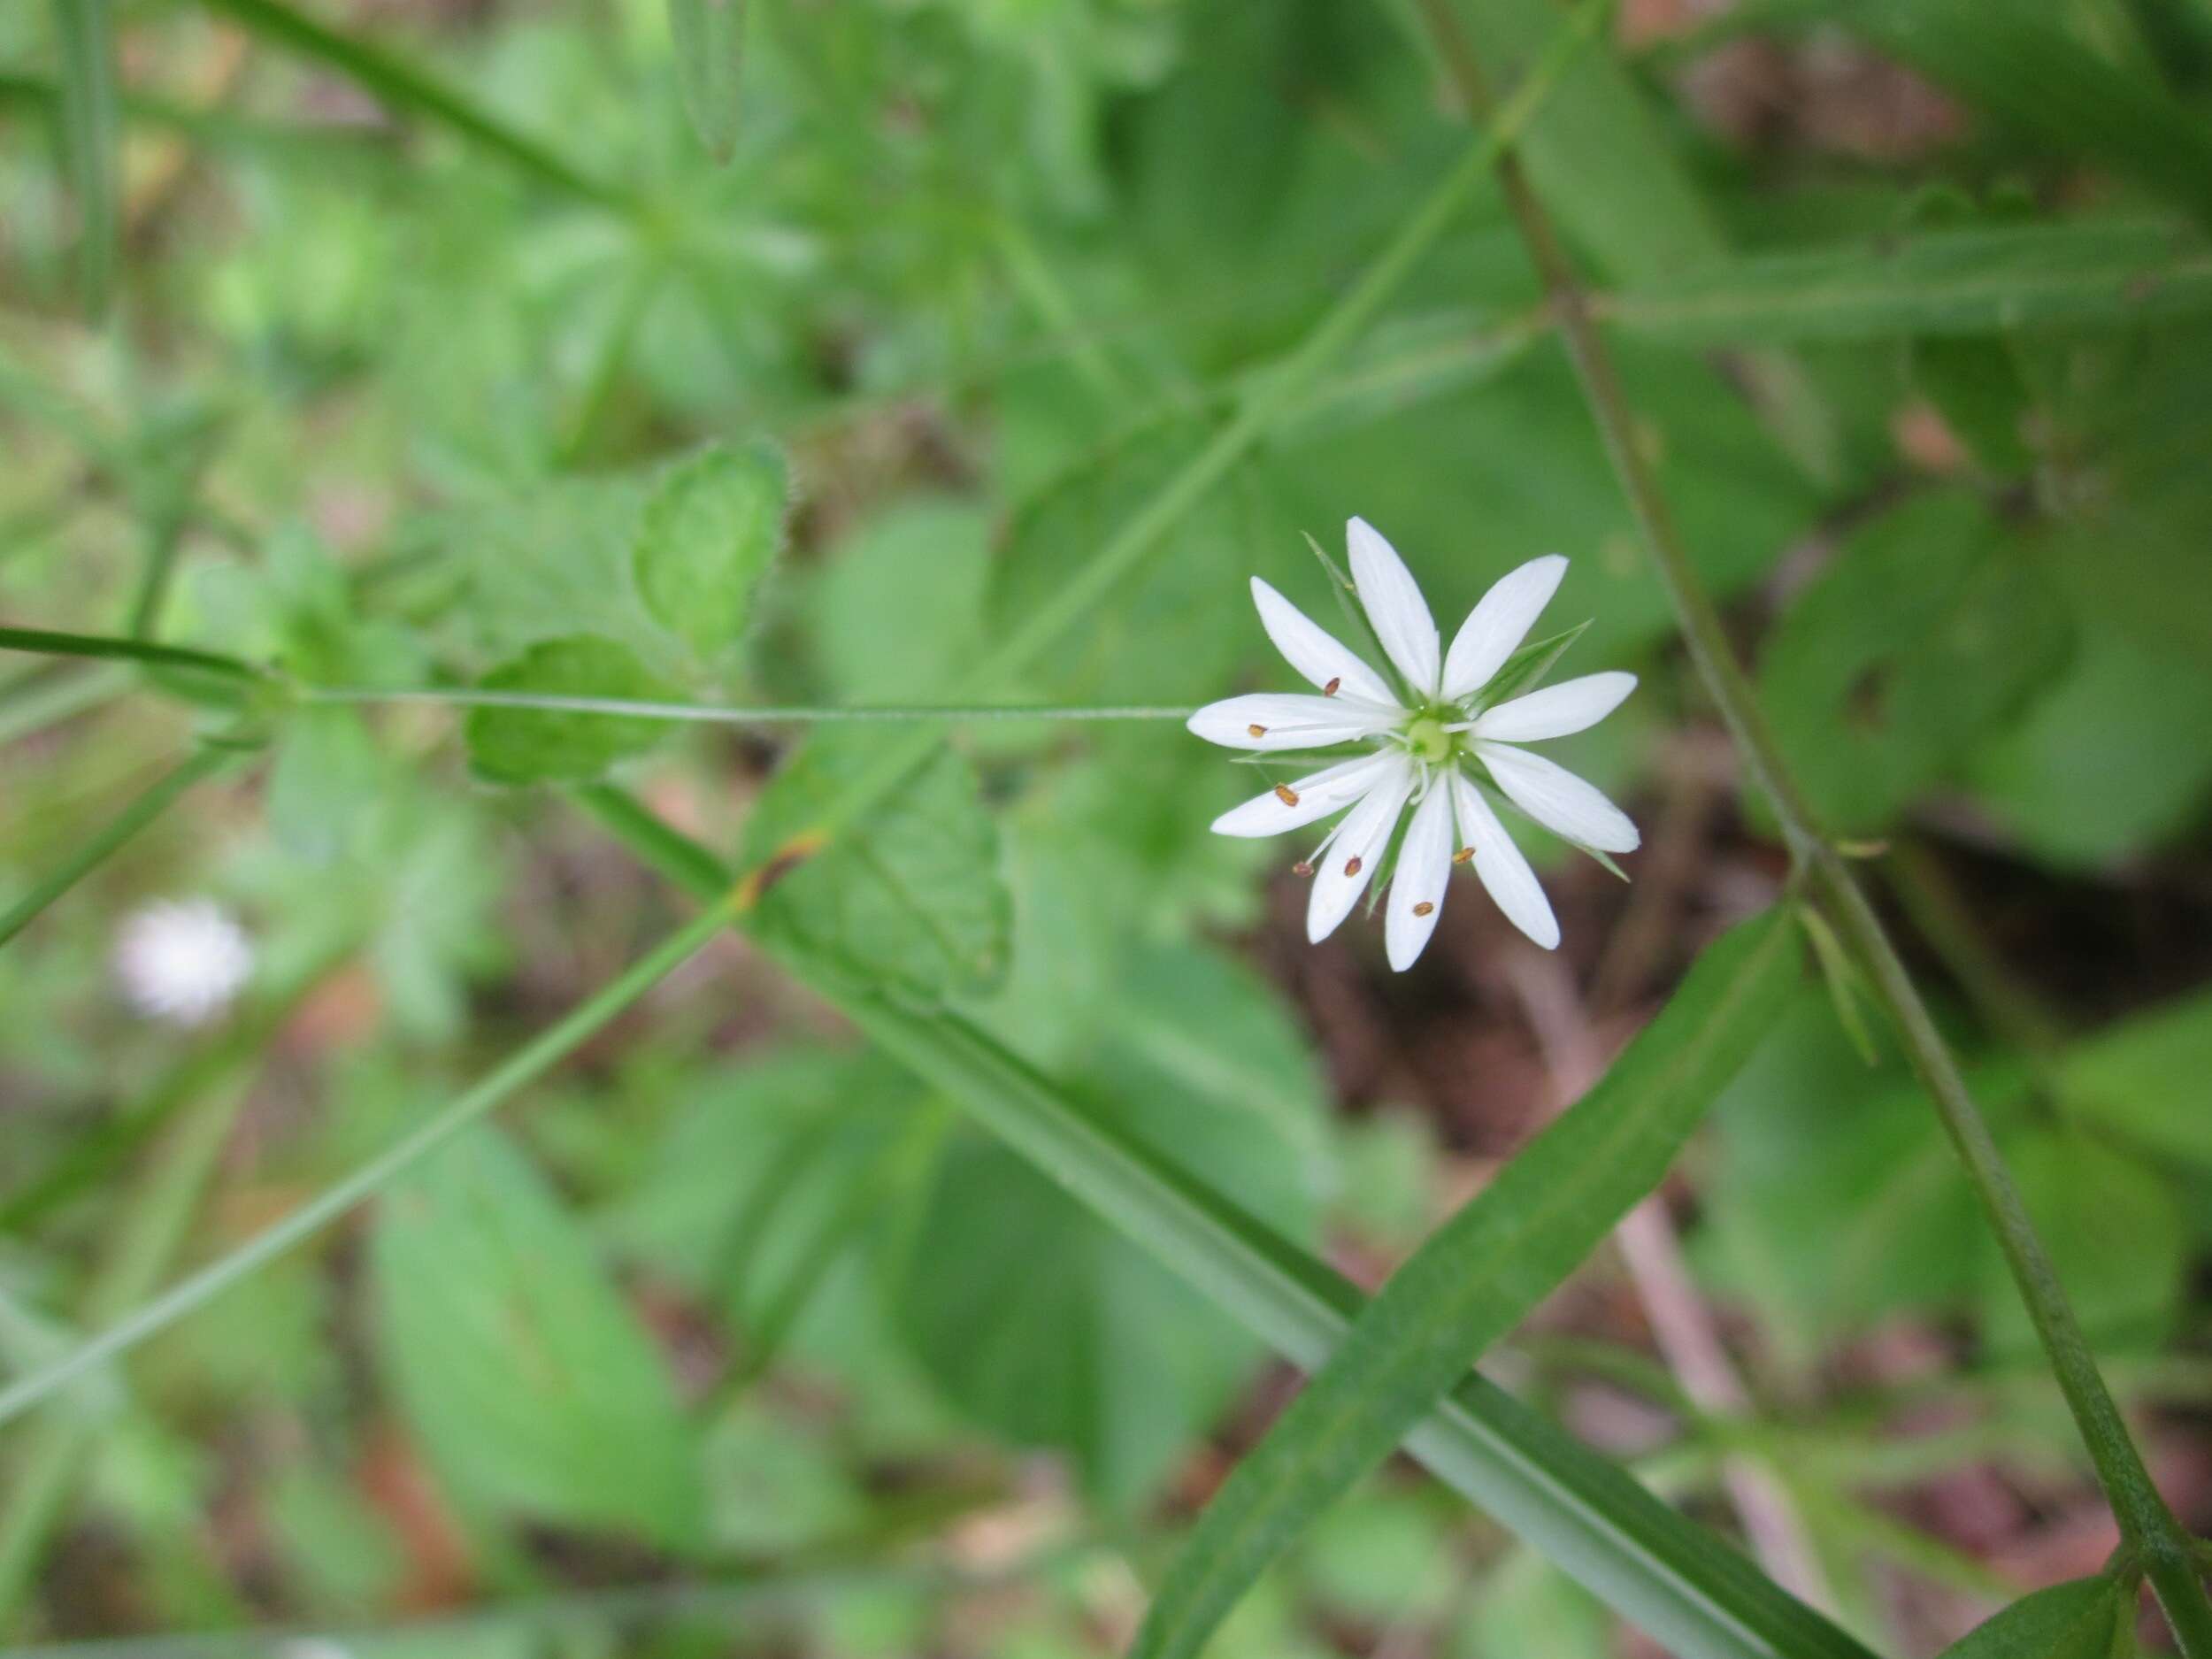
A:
1190,518,1640,970
112,899,255,1025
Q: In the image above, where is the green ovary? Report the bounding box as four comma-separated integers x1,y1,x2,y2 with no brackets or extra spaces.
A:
1403,714,1456,765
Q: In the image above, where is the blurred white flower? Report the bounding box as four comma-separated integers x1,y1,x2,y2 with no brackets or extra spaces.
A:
1190,518,1639,970
112,899,255,1025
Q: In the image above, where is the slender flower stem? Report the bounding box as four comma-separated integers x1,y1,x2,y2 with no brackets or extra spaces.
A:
0,746,240,949
1409,0,2212,1642
703,0,1608,890
0,623,262,679
0,895,739,1429
298,686,1196,724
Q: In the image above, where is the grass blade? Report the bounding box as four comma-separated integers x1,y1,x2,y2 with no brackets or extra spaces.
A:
1601,221,2212,343
1129,910,1801,1659
0,895,738,1427
195,0,629,210
667,0,748,163
47,0,119,319
0,747,239,950
0,623,260,679
583,788,1870,1659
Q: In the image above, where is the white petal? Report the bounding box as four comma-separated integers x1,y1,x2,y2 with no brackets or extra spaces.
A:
1187,694,1397,752
1449,771,1559,950
1471,672,1637,742
1442,554,1568,702
1347,518,1440,698
1384,780,1455,972
1209,753,1397,838
1477,741,1640,853
1248,578,1398,708
1306,755,1415,945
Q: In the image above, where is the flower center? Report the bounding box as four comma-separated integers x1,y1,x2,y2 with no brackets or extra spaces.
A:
1403,713,1455,765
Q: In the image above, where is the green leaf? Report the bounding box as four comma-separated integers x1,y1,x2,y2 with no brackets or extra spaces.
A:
1603,222,2212,343
632,441,787,661
667,0,748,163
193,0,623,207
465,635,680,785
1932,1575,2125,1659
738,731,1010,1002
2062,989,2212,1168
48,0,118,319
894,942,1325,1504
1816,1,2212,230
267,704,381,864
1129,910,1799,1659
596,795,1873,1659
1980,1131,2184,1356
370,1125,706,1552
1758,491,2073,834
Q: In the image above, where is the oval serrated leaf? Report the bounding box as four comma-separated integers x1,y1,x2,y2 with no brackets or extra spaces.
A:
465,634,679,786
633,441,786,661
371,1125,706,1552
668,0,749,163
738,731,1010,1002
1131,908,1801,1659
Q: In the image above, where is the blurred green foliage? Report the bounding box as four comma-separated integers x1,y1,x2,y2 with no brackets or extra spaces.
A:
4,0,2212,1652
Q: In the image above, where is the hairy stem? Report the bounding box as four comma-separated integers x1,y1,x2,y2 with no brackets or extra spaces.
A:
1409,0,2210,1640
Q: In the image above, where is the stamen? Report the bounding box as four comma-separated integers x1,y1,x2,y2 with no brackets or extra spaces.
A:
1248,723,1267,738
1343,856,1363,876
1412,901,1434,917
1274,783,1300,807
1292,860,1314,877
1452,847,1474,865
1323,677,1340,696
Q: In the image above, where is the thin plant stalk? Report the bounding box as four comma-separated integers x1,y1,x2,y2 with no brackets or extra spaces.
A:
1409,0,2212,1643
0,747,239,949
0,1075,258,1619
300,686,1194,725
701,0,1608,890
0,895,740,1427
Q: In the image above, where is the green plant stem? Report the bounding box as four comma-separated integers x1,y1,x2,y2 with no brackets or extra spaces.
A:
0,895,738,1429
0,947,345,1230
1409,0,2212,1644
0,746,238,949
49,0,118,319
708,0,1606,883
300,685,1194,724
580,785,1870,1659
0,1063,266,1619
188,0,631,210
0,624,260,679
0,664,130,749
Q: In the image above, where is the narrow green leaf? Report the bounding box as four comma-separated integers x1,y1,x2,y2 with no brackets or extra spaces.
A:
0,747,238,950
1131,909,1801,1659
464,635,680,785
48,0,119,319
632,441,786,660
588,791,1871,1659
667,0,748,163
1602,223,2212,343
737,730,1010,1002
0,622,259,679
195,0,626,208
1829,0,2212,230
1932,1574,2127,1658
373,1125,707,1552
1472,620,1592,710
0,897,736,1427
